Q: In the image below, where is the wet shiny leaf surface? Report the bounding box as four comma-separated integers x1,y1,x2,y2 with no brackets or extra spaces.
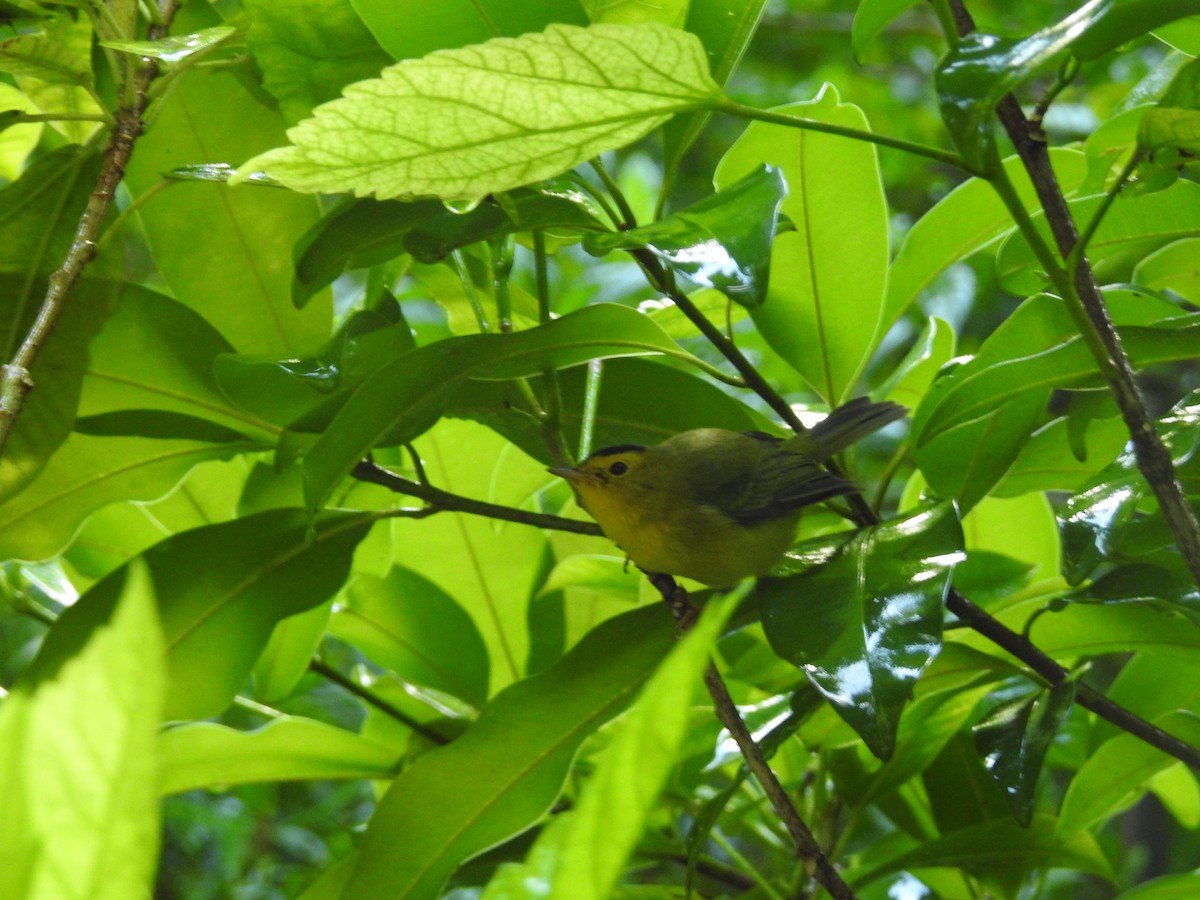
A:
758,500,964,760
973,681,1075,827
1060,389,1200,582
583,164,786,306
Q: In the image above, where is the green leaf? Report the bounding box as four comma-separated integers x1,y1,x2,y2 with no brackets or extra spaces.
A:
487,589,742,900
1071,0,1200,60
0,561,163,900
583,0,688,26
330,566,491,706
972,682,1076,827
13,15,103,144
661,0,769,185
0,34,91,85
0,147,114,503
79,286,276,442
21,509,375,720
238,23,723,203
121,50,333,357
253,600,333,703
449,356,766,463
881,316,956,411
715,85,889,403
244,0,391,124
1134,237,1200,303
1060,390,1200,581
1117,873,1200,900
584,164,786,306
100,25,237,63
997,180,1200,294
993,412,1129,498
159,717,399,795
301,303,692,515
759,500,963,759
0,82,42,180
1057,710,1200,837
0,433,256,562
851,0,921,63
341,603,675,899
883,149,1087,328
351,0,589,61
851,814,1111,888
936,1,1148,170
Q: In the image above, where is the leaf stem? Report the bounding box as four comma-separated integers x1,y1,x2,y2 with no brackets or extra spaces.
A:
1067,149,1143,274
720,97,973,173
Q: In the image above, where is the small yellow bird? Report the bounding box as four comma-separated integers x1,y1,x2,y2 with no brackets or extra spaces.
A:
551,398,906,587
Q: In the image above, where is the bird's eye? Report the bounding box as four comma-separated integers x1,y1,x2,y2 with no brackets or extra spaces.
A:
608,461,629,476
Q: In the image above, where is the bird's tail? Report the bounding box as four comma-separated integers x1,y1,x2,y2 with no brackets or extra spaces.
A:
806,398,907,458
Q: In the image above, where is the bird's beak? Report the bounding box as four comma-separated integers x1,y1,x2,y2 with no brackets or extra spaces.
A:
548,466,601,486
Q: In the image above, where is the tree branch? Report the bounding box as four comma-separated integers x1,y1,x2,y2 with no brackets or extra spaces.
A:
647,572,857,900
351,459,602,536
0,0,183,455
944,1,1200,584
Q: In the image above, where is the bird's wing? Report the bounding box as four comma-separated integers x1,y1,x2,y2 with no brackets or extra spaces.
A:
723,449,855,526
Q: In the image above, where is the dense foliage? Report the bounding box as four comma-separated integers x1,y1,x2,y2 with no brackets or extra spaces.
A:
3,0,1200,897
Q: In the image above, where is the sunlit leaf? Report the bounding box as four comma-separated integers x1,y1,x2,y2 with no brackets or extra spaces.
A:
100,25,237,63
238,23,723,203
851,0,921,63
759,500,963,759
0,562,163,900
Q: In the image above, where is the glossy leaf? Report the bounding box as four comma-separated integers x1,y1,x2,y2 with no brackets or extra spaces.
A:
301,303,691,514
21,509,375,720
715,85,889,403
884,149,1086,328
1060,390,1200,581
993,413,1129,498
1117,873,1200,900
122,41,332,357
759,500,964,759
997,180,1200,294
100,25,237,63
239,24,723,203
486,589,741,900
244,0,391,124
881,316,955,411
582,0,687,25
936,3,1128,170
584,164,786,306
973,682,1076,826
0,433,256,562
1071,0,1200,60
351,0,588,61
341,603,675,899
404,187,608,263
330,566,491,706
159,717,399,795
1057,710,1200,837
0,562,163,900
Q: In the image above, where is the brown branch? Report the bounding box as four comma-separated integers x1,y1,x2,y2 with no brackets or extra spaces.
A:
0,1,183,454
944,6,1200,584
351,459,603,536
647,572,857,900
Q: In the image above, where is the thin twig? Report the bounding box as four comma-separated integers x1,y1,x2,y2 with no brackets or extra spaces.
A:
645,572,856,899
309,658,450,746
0,0,183,454
352,459,602,536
